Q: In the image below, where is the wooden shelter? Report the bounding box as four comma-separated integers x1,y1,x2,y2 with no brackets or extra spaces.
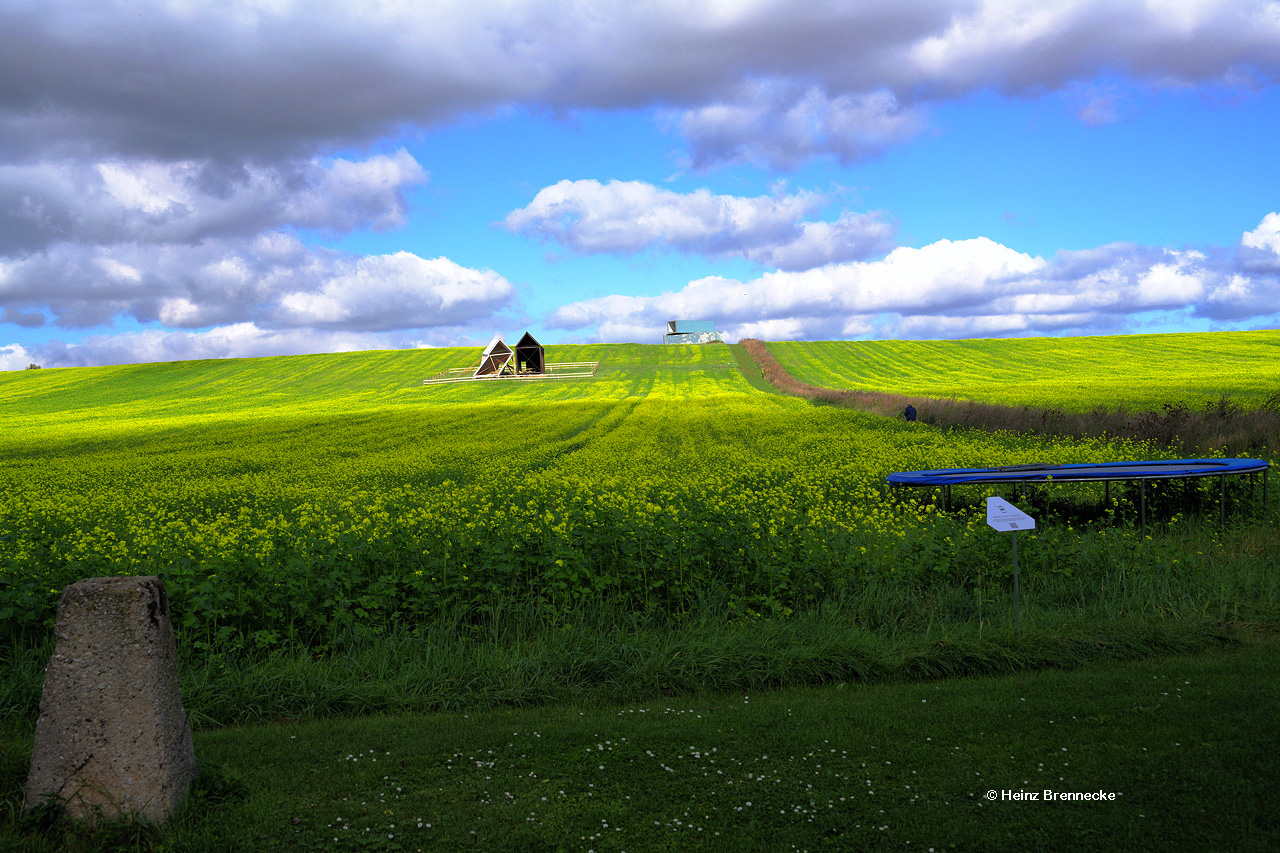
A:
514,332,545,374
423,332,598,386
474,335,514,377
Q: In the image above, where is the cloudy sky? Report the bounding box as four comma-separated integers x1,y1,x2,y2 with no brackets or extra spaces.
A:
3,0,1280,369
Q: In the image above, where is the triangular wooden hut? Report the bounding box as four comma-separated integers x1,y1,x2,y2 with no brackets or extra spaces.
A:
514,332,544,374
474,335,514,377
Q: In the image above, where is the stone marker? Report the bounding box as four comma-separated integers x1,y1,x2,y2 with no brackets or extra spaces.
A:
25,576,198,823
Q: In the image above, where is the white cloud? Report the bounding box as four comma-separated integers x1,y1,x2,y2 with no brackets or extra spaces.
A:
284,151,427,232
1,239,515,333
884,312,1100,340
1237,211,1280,274
1243,212,1280,253
676,84,928,170
19,319,512,369
4,2,1275,166
0,342,36,370
0,151,427,253
156,297,206,327
95,257,143,283
4,2,1280,366
730,317,825,342
0,143,457,353
505,180,818,253
753,212,898,270
906,0,1280,95
18,313,514,363
23,323,392,369
549,233,1280,342
504,179,895,268
548,237,1044,337
1200,272,1280,319
1136,258,1208,306
97,161,188,215
274,252,514,331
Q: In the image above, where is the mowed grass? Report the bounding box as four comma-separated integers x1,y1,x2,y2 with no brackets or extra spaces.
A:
4,640,1276,852
767,330,1280,411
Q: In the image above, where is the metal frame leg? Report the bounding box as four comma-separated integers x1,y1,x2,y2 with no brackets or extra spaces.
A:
1140,480,1146,539
1220,474,1227,527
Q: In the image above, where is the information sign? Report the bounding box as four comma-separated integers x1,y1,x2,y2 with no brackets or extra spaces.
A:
985,497,1036,633
986,497,1036,532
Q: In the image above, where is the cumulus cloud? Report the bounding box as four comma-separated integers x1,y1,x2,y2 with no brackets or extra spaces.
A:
667,0,1280,167
548,237,1046,340
1240,211,1280,272
549,222,1280,342
504,180,896,268
0,236,514,334
0,139,503,347
21,324,393,369
905,0,1280,96
2,2,1276,165
0,150,426,253
1243,212,1280,253
274,253,514,331
0,342,36,370
0,1,945,161
14,321,511,370
676,84,929,170
5,1,1280,365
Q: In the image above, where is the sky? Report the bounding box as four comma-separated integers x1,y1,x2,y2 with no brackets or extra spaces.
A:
2,0,1280,369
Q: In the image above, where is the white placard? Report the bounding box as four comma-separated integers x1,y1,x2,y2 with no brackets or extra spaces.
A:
986,496,1036,532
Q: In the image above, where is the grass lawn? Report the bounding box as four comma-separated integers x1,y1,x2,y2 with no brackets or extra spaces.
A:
5,638,1276,852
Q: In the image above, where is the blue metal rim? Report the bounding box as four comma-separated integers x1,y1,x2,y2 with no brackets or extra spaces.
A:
886,458,1271,487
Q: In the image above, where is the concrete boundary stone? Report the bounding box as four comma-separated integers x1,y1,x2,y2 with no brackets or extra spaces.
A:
25,576,198,823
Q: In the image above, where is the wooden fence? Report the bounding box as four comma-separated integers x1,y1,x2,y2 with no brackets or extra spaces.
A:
423,361,600,386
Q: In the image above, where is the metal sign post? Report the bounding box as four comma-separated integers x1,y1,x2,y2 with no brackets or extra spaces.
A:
986,497,1036,632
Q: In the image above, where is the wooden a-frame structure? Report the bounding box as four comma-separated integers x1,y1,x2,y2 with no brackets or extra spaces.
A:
514,332,544,374
474,335,514,377
423,331,598,386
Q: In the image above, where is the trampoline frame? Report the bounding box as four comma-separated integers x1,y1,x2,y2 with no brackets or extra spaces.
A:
887,459,1270,536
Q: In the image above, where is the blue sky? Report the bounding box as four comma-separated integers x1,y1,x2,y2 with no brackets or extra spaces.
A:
2,0,1279,368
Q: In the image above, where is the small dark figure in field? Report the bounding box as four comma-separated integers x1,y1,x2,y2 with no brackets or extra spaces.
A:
904,404,917,422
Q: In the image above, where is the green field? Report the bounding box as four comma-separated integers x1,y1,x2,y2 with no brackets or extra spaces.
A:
0,342,739,443
3,337,1279,850
767,330,1280,411
8,642,1276,851
2,341,1202,655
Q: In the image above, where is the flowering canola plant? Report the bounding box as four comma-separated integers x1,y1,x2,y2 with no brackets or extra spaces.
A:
0,343,1164,650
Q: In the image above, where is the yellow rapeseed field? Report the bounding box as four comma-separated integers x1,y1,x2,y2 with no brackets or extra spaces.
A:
0,341,1195,649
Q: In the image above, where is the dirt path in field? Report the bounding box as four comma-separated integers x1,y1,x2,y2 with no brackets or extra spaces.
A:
734,339,1280,458
727,342,791,397
737,339,918,417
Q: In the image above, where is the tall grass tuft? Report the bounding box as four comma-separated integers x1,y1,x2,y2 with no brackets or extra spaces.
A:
4,522,1273,737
